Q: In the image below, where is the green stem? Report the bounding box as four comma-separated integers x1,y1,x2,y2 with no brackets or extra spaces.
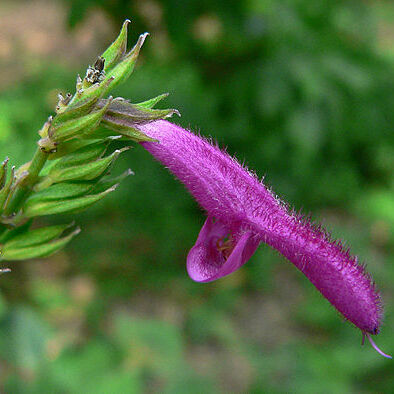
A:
3,148,48,216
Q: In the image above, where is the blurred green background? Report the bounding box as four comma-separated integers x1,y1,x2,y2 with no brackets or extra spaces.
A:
0,0,393,392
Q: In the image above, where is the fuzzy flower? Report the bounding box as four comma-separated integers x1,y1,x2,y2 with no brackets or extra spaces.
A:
135,119,390,358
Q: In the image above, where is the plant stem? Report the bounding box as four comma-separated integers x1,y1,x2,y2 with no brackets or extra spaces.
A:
3,148,48,216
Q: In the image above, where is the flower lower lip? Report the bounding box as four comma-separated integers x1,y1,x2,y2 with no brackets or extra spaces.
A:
186,216,260,282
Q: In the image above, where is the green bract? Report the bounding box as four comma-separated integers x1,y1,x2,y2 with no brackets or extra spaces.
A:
0,19,179,266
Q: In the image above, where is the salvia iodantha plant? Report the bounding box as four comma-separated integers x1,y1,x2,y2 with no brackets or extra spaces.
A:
0,21,176,264
0,20,390,359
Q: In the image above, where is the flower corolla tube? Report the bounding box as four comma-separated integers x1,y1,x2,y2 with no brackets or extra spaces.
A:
135,119,390,358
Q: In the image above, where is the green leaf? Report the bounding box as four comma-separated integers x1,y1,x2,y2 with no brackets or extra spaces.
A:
24,185,117,217
1,227,80,260
4,223,72,249
0,307,51,370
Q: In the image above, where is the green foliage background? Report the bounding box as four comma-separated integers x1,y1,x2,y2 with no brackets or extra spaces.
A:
0,0,393,392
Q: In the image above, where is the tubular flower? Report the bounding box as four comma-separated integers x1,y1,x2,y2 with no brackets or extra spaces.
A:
135,119,390,358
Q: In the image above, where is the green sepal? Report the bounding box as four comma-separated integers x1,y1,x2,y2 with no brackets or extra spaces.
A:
98,98,179,141
0,227,80,260
135,93,169,110
100,32,148,96
0,165,14,213
28,182,95,204
0,219,32,244
101,19,130,72
48,99,112,143
103,98,179,122
24,186,117,218
89,168,133,194
50,141,108,171
27,169,132,207
55,76,115,122
47,138,103,160
3,223,73,249
42,148,127,188
94,124,156,142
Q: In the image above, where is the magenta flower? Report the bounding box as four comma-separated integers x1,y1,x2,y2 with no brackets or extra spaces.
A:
136,119,390,358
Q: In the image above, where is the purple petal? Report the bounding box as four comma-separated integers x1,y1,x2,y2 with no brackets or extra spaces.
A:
187,217,260,282
136,120,384,338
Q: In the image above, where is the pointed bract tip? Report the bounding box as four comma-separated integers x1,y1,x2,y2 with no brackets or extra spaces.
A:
114,146,131,155
128,32,149,57
171,109,181,118
365,332,392,359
